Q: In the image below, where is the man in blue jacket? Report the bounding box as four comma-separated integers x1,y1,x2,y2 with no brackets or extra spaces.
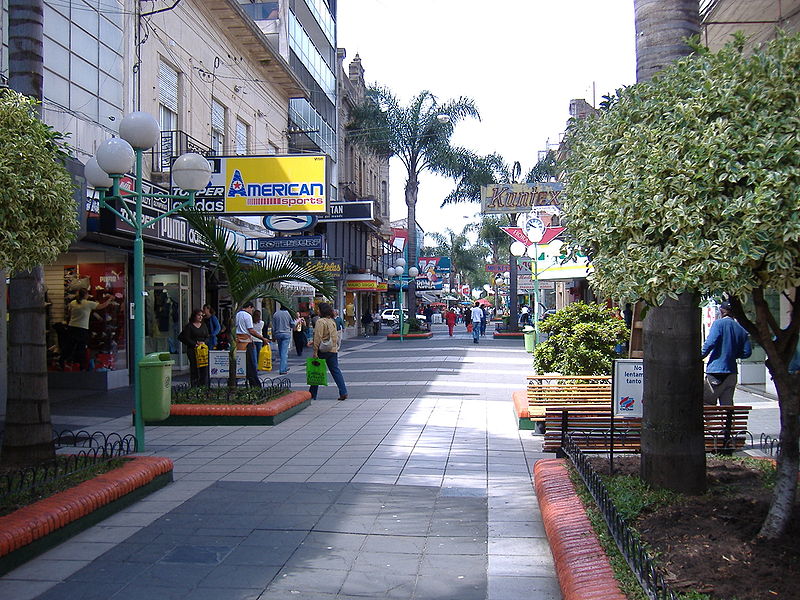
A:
701,301,752,405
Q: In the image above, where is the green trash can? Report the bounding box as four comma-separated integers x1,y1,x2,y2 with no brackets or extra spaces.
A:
139,352,174,421
523,326,536,353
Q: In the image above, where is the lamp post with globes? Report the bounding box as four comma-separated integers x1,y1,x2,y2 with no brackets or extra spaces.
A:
386,257,419,342
84,111,212,451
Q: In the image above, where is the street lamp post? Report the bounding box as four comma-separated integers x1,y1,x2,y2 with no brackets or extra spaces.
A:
386,258,419,342
84,111,212,451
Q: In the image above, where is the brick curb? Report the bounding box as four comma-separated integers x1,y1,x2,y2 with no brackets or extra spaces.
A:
512,389,538,430
169,390,311,416
534,458,627,600
0,456,173,565
493,332,524,338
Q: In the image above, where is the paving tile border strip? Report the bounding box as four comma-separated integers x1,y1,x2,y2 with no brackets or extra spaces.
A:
147,390,312,426
534,458,627,600
0,456,173,576
386,332,433,340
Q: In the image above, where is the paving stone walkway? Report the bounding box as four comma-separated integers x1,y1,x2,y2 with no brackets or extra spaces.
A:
0,323,561,600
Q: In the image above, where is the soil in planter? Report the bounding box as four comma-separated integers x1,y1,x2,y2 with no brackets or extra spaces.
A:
589,456,800,600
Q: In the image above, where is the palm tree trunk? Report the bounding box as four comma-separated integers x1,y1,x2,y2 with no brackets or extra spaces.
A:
405,176,418,312
635,0,702,492
2,0,55,467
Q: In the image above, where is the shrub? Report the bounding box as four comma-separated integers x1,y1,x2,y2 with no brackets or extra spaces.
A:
534,302,628,375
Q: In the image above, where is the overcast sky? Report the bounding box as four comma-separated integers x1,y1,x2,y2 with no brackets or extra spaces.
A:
337,0,637,240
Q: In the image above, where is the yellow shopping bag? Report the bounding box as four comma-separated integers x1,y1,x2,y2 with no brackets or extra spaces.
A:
195,342,209,368
258,343,272,371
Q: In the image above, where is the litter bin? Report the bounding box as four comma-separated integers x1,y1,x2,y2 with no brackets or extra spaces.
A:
139,352,174,421
523,326,536,353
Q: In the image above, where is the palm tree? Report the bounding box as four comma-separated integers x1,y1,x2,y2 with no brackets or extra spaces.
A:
474,215,510,266
348,88,479,311
2,0,54,467
426,227,487,293
180,208,334,387
634,0,705,494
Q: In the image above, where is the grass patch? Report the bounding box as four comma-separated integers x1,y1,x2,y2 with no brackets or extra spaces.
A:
0,456,128,517
171,385,292,406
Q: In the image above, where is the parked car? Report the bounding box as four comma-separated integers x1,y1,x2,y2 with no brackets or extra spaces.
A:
380,309,427,325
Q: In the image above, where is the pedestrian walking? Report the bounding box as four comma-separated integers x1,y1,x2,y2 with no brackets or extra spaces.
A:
445,308,457,337
251,310,265,357
65,288,113,370
202,304,221,349
480,305,488,336
236,302,268,387
293,315,308,357
179,308,209,387
309,302,348,401
372,310,381,335
701,301,752,405
272,304,295,375
470,302,484,344
361,310,373,337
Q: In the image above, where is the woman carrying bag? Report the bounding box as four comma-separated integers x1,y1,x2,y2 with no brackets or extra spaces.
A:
308,302,348,401
179,308,210,387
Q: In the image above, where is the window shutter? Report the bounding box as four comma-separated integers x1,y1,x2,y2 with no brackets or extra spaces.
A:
236,120,248,154
211,100,225,132
158,61,178,113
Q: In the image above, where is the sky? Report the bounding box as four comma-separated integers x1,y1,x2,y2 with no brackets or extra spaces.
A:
337,0,637,240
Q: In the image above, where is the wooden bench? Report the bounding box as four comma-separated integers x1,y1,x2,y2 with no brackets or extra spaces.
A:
542,405,752,454
526,375,612,421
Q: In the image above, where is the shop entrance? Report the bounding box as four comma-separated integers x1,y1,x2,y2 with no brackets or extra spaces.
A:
145,270,190,368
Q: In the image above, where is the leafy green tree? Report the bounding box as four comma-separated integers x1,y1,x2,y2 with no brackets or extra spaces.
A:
426,226,487,292
473,215,508,266
563,32,800,538
534,303,628,376
180,208,334,387
347,88,479,311
0,87,76,467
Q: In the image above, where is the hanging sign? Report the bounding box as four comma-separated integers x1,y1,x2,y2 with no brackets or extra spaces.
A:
318,201,374,222
303,257,344,279
178,155,327,215
248,235,324,252
263,215,318,232
480,182,564,215
613,359,644,418
500,227,533,246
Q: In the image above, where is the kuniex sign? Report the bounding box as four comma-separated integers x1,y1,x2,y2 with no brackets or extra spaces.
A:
175,155,327,215
480,182,563,215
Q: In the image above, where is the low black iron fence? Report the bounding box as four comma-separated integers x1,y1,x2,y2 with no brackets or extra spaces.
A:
562,432,680,600
759,433,780,456
0,430,137,504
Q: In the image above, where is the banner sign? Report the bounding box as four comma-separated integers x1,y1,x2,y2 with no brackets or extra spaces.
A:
613,359,643,418
304,257,344,279
318,200,374,222
418,256,451,274
376,282,388,291
415,276,443,291
262,214,318,232
209,350,246,379
481,182,564,215
346,278,377,291
486,264,511,273
500,226,532,246
248,235,324,252
178,155,327,215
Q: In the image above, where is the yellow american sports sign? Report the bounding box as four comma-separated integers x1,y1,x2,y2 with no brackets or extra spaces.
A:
190,155,327,214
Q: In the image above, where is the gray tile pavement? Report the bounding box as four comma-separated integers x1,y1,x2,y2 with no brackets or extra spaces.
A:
4,322,778,598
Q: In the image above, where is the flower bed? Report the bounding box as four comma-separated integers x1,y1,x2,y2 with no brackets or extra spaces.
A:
0,456,173,576
386,331,433,340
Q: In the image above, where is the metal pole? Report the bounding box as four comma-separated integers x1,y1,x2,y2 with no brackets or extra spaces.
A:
533,242,539,353
133,149,145,450
398,276,404,342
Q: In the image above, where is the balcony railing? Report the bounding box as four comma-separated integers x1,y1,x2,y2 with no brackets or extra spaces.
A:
153,130,214,173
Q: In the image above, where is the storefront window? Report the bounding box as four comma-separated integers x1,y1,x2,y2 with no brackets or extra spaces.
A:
145,269,190,368
45,256,128,372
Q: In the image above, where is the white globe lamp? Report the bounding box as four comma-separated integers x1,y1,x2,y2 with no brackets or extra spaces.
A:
119,111,160,150
395,257,406,268
172,153,212,191
387,267,396,277
408,267,419,278
95,137,135,176
526,244,538,258
395,265,405,277
510,241,527,257
84,157,113,189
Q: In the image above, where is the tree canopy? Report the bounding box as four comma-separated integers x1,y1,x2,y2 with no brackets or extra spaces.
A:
563,33,800,306
0,90,76,273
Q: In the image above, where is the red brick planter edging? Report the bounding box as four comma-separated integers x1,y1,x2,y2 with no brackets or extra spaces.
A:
493,331,524,338
0,456,173,575
386,332,433,340
534,458,626,600
148,390,312,426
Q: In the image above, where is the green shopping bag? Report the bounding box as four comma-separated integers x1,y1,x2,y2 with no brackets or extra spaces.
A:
306,357,328,386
